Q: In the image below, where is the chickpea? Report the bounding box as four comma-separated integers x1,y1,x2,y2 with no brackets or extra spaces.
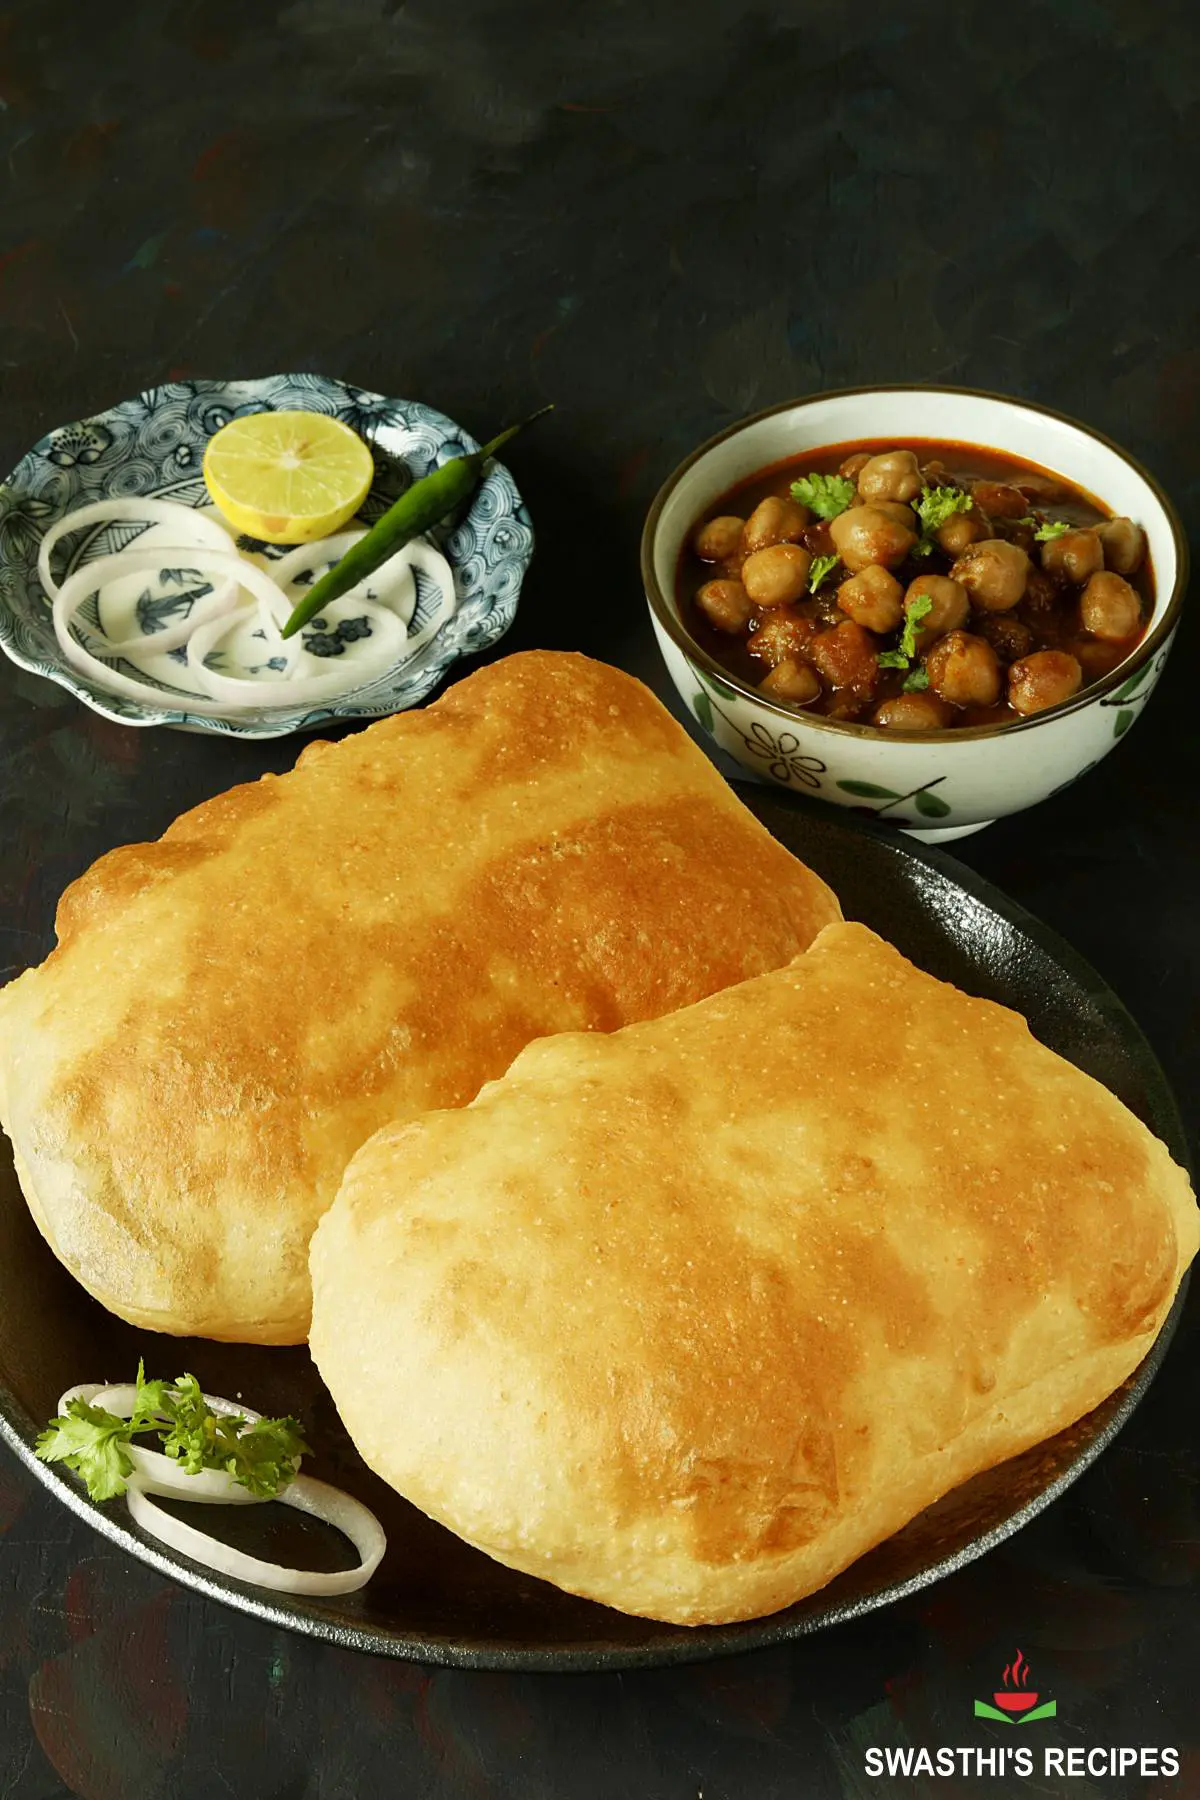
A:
838,451,872,482
935,511,986,557
925,630,1002,708
872,693,952,731
876,501,918,531
1080,570,1142,641
836,565,904,634
747,606,814,668
1008,650,1083,716
809,619,879,695
1097,516,1146,576
829,504,917,573
904,573,969,641
950,539,1030,612
742,542,811,607
742,495,810,553
695,579,753,634
977,613,1034,664
857,449,923,505
1041,528,1104,584
693,515,745,563
970,479,1028,521
758,657,822,707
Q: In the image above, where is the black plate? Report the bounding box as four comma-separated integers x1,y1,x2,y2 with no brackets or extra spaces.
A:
0,786,1189,1671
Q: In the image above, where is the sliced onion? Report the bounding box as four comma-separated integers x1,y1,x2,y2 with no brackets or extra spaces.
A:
52,550,253,716
270,531,366,588
126,1473,386,1596
67,1382,268,1506
55,1378,387,1592
186,598,407,706
106,578,242,657
272,531,419,632
401,540,457,650
38,498,234,599
45,517,458,717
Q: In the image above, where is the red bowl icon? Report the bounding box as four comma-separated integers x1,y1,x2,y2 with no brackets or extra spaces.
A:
993,1692,1039,1713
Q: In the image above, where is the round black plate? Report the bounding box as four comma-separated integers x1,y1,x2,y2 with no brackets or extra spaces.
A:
0,786,1189,1671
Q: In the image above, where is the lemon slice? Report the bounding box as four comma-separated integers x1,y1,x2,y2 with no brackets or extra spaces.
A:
202,411,375,544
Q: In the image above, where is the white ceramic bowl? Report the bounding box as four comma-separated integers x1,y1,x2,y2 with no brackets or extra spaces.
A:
642,387,1187,841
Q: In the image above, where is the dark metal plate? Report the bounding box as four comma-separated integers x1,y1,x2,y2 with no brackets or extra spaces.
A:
0,784,1188,1671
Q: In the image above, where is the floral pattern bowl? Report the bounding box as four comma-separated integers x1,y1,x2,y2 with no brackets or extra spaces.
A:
642,387,1187,841
0,374,534,738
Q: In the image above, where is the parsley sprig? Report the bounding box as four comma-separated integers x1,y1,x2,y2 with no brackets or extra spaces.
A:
1014,514,1072,541
789,472,857,521
878,593,934,672
36,1364,308,1503
912,485,973,558
808,552,840,594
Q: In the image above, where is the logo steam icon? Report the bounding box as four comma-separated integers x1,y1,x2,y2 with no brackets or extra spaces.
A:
974,1651,1057,1724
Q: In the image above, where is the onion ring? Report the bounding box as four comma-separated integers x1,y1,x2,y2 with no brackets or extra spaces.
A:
38,498,234,600
43,509,458,717
125,1472,386,1595
55,1379,386,1592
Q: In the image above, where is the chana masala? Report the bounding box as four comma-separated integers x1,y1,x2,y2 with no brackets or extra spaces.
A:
680,440,1153,731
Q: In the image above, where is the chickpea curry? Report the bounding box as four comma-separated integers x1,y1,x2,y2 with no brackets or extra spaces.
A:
681,441,1153,731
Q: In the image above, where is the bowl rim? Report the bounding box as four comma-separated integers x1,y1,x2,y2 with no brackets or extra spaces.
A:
640,383,1189,744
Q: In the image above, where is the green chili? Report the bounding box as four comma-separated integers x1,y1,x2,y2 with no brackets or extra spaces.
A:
280,405,553,639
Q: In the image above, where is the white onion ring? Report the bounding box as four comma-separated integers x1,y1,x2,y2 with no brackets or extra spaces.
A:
270,531,367,588
43,502,459,716
125,1471,386,1596
106,578,242,657
398,540,457,650
54,548,401,713
186,598,406,705
272,531,420,633
58,1382,264,1505
38,498,234,599
55,1380,386,1593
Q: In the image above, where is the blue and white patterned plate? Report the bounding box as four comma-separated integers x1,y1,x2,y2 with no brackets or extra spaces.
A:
0,374,534,738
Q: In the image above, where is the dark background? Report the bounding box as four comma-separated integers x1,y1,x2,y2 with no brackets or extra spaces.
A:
1,1,1198,1794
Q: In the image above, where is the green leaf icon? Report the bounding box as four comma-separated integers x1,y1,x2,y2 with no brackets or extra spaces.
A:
693,690,714,734
1113,708,1135,740
837,779,900,800
914,787,952,819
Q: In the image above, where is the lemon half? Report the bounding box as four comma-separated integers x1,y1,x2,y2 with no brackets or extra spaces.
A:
202,410,374,544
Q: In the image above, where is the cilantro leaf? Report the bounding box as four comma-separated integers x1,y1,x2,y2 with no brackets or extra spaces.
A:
211,1416,310,1499
789,472,857,521
898,592,934,659
36,1400,135,1501
914,485,973,537
808,552,839,594
1034,518,1072,542
902,666,931,692
877,594,935,675
38,1372,309,1504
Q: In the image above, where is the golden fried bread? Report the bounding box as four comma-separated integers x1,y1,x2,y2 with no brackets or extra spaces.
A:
0,652,840,1344
309,922,1198,1625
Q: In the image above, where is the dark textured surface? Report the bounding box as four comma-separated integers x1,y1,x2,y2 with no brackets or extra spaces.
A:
1,0,1198,1792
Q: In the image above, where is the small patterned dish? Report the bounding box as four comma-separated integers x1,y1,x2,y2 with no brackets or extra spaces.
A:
0,374,534,738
